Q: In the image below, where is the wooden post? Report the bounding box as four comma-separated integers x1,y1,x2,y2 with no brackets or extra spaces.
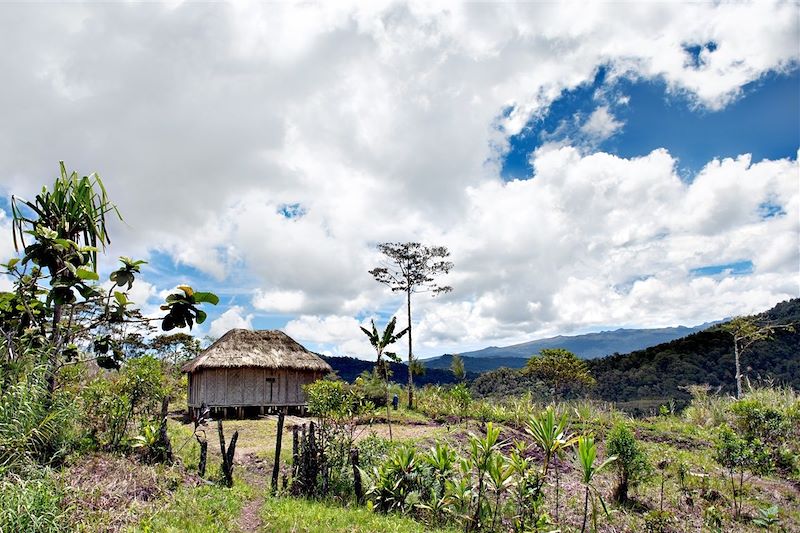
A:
198,438,208,477
292,425,299,479
218,419,239,487
271,410,285,494
158,396,173,463
351,448,363,504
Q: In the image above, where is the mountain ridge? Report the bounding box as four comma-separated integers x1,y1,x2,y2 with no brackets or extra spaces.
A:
422,322,717,372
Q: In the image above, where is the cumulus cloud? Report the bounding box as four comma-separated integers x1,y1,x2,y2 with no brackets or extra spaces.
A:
580,106,624,142
0,2,796,358
209,306,254,338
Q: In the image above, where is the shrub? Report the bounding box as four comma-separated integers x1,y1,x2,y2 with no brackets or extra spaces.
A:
713,424,770,518
606,421,651,503
80,356,166,450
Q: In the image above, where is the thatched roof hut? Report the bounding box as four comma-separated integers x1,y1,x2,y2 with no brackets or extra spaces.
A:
182,329,331,416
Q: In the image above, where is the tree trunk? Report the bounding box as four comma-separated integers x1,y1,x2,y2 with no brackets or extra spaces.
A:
272,410,285,494
351,448,363,504
386,383,393,441
734,338,742,399
157,396,173,463
555,461,560,523
406,290,414,409
581,486,589,533
46,303,63,397
197,438,208,477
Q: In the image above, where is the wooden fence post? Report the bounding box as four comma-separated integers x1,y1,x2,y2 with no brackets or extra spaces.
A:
271,410,285,494
351,448,363,504
218,419,239,487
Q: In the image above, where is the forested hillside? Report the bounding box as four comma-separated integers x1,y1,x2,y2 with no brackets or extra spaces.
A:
589,298,799,404
471,299,800,408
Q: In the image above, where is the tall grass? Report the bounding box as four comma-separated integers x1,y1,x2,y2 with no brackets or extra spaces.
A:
0,367,75,473
0,471,69,532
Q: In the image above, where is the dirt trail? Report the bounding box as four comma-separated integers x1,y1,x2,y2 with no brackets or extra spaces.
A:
236,453,271,532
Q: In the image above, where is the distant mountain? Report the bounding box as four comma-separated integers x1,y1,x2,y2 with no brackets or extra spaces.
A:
423,323,715,373
469,298,800,413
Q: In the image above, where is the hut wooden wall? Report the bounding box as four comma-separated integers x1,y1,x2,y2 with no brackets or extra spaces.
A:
188,367,323,407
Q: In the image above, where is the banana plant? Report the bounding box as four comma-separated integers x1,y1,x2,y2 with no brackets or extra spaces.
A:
576,435,617,533
525,406,577,523
466,422,503,531
486,452,515,531
507,441,549,532
360,316,408,441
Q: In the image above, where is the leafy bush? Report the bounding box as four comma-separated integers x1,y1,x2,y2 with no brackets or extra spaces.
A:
0,471,69,532
606,421,651,503
714,424,771,518
80,356,166,450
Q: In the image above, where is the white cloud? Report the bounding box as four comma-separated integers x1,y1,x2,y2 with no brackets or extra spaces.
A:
209,306,254,338
580,106,624,142
252,289,306,313
0,3,796,357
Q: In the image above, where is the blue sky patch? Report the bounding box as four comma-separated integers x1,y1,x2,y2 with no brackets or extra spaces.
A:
278,203,307,219
501,66,800,180
691,260,754,277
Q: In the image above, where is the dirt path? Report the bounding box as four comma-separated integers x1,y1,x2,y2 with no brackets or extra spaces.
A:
236,453,271,532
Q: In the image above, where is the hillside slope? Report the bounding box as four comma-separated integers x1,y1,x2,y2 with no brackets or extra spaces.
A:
588,298,800,403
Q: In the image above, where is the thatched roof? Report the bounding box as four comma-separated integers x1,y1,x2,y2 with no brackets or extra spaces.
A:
181,329,332,374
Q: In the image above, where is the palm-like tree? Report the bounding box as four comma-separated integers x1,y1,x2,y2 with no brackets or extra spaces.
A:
360,317,407,441
576,435,616,533
525,407,576,523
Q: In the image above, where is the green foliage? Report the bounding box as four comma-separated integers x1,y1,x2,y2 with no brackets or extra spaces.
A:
643,509,674,532
159,285,219,331
714,423,771,517
525,348,595,399
306,380,352,419
360,316,408,440
0,471,69,533
752,505,781,529
0,368,75,472
589,299,800,405
80,356,165,450
576,435,616,533
448,383,472,423
606,421,651,503
450,354,465,382
362,444,424,514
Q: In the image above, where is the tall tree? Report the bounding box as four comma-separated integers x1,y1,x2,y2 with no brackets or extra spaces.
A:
360,316,408,440
721,316,794,399
1,162,217,394
150,332,202,367
369,242,452,408
525,348,595,399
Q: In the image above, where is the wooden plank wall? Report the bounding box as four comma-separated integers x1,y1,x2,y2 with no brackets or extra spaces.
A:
188,367,325,407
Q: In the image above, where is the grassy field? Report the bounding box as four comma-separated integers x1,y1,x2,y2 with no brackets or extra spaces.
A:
55,395,799,533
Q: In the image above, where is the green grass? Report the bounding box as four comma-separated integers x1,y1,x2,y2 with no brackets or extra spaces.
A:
130,480,252,533
260,496,459,533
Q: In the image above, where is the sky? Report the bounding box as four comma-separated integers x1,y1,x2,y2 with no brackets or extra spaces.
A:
0,2,797,359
